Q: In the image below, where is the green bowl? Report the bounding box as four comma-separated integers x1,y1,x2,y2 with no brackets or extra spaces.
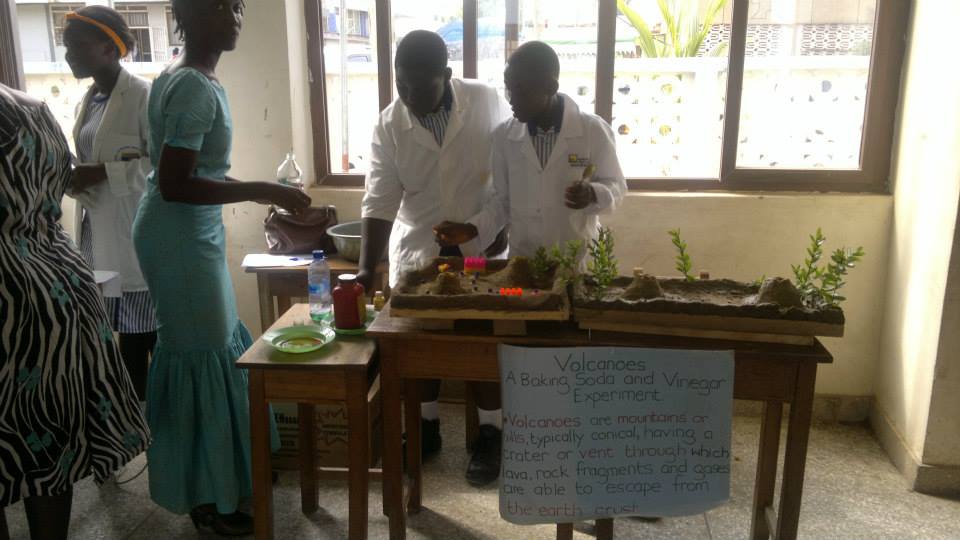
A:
262,324,336,354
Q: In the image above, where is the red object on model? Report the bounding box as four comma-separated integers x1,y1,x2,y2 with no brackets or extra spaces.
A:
333,273,366,329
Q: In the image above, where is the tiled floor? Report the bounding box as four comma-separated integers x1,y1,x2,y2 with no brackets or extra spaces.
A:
4,404,959,539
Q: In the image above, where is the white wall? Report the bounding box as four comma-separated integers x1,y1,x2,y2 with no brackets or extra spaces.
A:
208,0,894,403
873,0,960,474
15,4,51,62
215,0,298,337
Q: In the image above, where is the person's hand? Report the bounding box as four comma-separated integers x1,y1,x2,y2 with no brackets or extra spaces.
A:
263,183,311,213
356,269,375,292
565,181,597,210
433,221,478,247
71,164,107,192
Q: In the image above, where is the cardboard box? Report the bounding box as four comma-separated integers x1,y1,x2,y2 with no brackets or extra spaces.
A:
270,381,382,470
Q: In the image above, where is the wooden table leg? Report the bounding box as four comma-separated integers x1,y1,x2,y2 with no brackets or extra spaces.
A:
276,294,293,319
250,371,274,540
380,341,406,539
750,400,783,540
596,518,614,540
256,274,275,333
776,362,818,540
298,403,318,514
404,379,422,514
556,523,573,540
347,370,370,540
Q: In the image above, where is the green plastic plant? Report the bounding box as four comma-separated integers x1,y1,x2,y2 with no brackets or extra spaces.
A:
818,247,866,307
531,246,556,284
550,240,585,286
791,228,826,305
617,0,729,58
668,229,695,281
791,229,865,308
588,226,619,299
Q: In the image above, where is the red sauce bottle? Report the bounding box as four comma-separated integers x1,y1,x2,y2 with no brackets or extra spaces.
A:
333,273,366,329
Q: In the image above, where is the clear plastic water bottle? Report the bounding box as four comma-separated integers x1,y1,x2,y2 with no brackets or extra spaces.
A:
276,151,304,190
308,250,332,322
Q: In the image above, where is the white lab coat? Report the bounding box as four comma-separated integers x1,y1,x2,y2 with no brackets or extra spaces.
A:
469,94,626,258
361,78,511,285
69,68,151,293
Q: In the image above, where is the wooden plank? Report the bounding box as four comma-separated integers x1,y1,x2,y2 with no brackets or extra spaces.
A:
492,319,527,336
315,467,383,482
751,401,783,540
369,306,834,366
238,304,377,370
404,380,422,514
347,371,370,540
392,307,569,321
579,321,816,346
379,340,406,537
250,371,274,540
257,273,276,333
420,319,455,331
596,518,614,540
576,308,843,338
556,523,573,540
776,362,818,540
264,371,347,402
298,404,319,514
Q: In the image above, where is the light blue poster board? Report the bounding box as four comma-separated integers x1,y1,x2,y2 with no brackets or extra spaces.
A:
498,345,734,525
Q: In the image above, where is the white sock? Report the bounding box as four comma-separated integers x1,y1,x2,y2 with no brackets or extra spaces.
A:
420,400,440,421
478,408,502,429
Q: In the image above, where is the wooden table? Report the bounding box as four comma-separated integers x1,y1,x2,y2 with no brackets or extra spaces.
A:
368,305,833,540
238,304,380,540
244,254,388,331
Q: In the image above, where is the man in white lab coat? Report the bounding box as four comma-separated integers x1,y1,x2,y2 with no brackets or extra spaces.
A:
435,41,626,259
358,30,510,486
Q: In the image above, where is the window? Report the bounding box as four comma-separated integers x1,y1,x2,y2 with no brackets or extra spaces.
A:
50,3,84,46
114,4,152,62
305,0,907,192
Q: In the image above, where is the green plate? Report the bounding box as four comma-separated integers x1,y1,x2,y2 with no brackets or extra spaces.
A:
332,308,377,336
262,324,336,354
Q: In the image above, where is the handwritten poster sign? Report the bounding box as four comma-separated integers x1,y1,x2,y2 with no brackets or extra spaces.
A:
498,345,734,524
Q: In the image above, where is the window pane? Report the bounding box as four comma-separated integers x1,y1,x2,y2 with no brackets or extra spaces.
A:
478,0,598,116
322,0,379,173
737,0,876,169
392,0,465,79
612,0,730,179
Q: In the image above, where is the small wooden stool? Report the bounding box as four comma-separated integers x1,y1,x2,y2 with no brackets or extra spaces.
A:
239,304,381,540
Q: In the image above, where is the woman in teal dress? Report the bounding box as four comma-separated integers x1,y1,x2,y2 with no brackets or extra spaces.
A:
132,0,310,534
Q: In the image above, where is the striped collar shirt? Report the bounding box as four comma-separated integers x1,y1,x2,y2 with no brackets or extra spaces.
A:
527,96,564,169
416,83,454,147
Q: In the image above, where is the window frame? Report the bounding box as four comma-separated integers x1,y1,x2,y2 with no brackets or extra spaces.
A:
305,0,908,193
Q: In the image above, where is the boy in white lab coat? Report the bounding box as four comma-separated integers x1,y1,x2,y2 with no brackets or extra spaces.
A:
359,30,510,486
435,41,626,258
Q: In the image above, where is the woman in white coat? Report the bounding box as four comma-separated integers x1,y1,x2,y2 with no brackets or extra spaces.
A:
64,6,155,402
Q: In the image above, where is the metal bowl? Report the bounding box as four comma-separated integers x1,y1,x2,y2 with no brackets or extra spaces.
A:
327,220,362,262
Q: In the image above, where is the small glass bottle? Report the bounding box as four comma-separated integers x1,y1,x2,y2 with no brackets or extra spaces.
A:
276,151,304,190
372,290,386,312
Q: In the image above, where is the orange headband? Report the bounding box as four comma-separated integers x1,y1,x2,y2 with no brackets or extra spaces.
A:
64,12,128,58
